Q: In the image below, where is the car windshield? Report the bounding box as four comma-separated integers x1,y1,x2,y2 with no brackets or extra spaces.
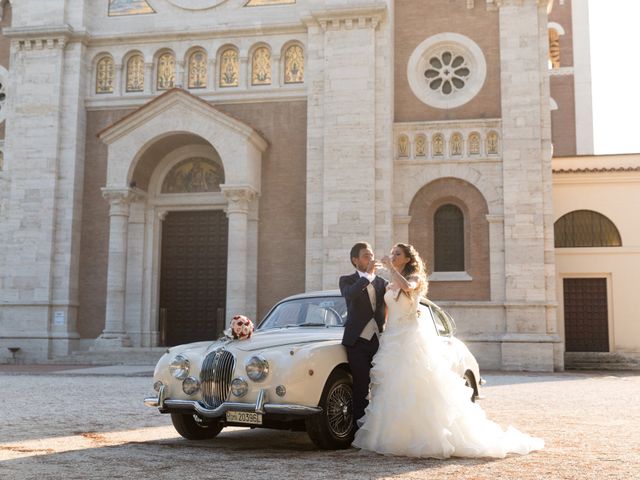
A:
258,296,347,330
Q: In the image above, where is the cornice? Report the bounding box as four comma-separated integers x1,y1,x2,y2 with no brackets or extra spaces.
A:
304,3,387,31
3,24,91,45
553,167,640,174
86,22,306,47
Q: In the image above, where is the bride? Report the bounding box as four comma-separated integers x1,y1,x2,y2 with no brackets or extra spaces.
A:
352,243,544,458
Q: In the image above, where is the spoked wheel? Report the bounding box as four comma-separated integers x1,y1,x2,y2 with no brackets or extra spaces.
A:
305,369,355,449
326,383,354,439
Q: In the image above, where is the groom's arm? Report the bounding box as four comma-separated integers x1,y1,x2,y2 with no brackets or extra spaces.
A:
339,275,370,300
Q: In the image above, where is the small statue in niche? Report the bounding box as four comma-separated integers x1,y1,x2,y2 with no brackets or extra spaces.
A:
415,135,427,157
487,131,499,155
432,134,444,156
398,135,409,157
450,133,463,156
468,133,481,155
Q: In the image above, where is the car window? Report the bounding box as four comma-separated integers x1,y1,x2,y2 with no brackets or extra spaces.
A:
259,297,347,329
430,307,451,336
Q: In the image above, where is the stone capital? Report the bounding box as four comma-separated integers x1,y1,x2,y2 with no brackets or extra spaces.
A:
102,187,146,216
221,185,258,215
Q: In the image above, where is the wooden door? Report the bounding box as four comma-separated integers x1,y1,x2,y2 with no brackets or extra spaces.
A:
563,278,609,352
160,210,228,346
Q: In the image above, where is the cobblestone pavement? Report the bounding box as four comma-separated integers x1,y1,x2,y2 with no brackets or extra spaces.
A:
1,368,639,480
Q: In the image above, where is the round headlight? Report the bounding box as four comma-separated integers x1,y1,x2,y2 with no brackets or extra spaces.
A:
169,354,190,380
245,355,269,382
182,376,200,395
231,377,249,397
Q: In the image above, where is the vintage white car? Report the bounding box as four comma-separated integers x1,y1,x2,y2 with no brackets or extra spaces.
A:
144,290,483,449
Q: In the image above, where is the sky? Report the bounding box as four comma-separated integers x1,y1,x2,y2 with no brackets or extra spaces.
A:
588,0,640,154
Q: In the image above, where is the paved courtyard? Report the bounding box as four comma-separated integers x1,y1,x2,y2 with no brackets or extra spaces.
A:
0,367,638,480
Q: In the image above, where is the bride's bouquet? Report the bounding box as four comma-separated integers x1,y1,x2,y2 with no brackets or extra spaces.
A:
227,314,254,340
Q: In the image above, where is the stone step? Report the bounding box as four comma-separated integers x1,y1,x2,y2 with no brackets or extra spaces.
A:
51,348,168,366
565,352,640,371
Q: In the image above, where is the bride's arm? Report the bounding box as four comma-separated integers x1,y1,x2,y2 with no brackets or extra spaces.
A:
381,257,418,294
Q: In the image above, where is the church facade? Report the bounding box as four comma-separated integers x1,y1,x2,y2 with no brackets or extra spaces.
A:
0,0,573,370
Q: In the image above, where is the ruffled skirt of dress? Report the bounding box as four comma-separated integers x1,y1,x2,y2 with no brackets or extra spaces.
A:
351,314,544,459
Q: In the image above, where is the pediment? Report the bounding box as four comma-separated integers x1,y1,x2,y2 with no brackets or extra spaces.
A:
98,88,267,152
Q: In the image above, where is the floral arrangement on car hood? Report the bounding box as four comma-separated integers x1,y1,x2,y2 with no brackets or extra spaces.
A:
223,315,254,340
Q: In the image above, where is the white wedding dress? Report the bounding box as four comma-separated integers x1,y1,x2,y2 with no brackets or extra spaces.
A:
352,289,544,458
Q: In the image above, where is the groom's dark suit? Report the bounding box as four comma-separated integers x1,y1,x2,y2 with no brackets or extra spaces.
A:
339,271,388,422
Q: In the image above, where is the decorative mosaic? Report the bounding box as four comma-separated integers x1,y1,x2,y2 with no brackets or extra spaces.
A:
252,47,272,85
284,45,304,84
126,55,145,92
188,50,208,89
162,158,225,194
108,0,155,16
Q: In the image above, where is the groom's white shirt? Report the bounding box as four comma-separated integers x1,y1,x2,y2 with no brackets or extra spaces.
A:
357,270,379,340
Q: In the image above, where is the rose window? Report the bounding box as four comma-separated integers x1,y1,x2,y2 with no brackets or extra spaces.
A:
407,33,486,109
424,51,470,95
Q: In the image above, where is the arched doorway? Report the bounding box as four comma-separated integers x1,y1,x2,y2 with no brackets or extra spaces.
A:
96,89,266,349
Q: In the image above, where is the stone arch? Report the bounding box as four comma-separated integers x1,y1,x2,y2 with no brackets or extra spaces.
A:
408,177,490,301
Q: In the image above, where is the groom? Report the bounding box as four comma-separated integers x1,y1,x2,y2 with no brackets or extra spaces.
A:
339,242,388,425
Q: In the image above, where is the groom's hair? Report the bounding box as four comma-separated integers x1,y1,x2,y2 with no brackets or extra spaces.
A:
350,242,372,268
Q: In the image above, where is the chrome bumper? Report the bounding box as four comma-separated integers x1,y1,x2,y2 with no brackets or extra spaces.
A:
144,385,322,418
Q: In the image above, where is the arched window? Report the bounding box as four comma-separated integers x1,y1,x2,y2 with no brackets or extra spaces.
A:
157,52,175,91
252,46,271,85
126,54,145,92
554,210,622,247
284,44,304,84
434,204,465,271
188,50,207,89
96,56,114,94
219,47,239,87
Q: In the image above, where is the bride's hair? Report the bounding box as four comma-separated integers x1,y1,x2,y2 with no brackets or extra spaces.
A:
395,243,429,298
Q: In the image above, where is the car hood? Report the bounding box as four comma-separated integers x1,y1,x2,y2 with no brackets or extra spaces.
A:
230,327,343,352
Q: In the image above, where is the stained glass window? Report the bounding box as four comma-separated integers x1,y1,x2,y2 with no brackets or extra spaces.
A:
434,204,465,271
554,210,622,248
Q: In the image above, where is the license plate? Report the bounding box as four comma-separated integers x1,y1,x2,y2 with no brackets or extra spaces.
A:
226,411,263,425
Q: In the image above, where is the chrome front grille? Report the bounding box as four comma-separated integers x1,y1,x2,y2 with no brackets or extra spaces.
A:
200,349,236,408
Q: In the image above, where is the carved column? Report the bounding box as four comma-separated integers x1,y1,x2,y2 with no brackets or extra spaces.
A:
95,188,135,348
221,186,257,326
